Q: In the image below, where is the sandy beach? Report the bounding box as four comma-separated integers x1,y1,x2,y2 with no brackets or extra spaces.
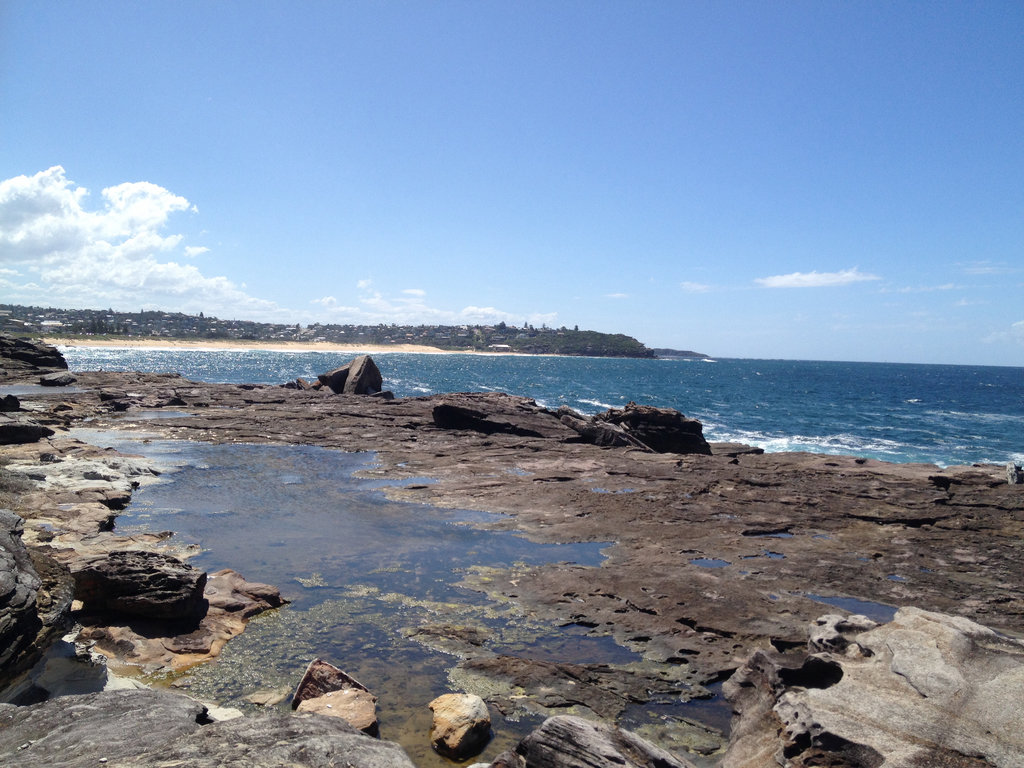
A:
43,337,461,355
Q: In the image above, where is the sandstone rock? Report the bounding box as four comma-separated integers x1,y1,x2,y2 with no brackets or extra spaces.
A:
297,687,379,735
292,658,371,708
343,354,383,395
428,692,491,759
71,550,208,620
722,607,1024,768
317,355,382,395
0,414,54,445
0,688,416,768
39,371,77,387
204,568,286,619
557,406,651,450
1008,462,1023,484
595,402,711,454
491,715,699,768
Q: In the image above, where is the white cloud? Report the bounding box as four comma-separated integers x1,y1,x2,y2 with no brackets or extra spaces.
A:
0,166,289,320
959,260,1018,276
680,281,710,293
983,321,1024,346
605,293,629,299
755,268,881,289
184,246,209,257
310,279,556,327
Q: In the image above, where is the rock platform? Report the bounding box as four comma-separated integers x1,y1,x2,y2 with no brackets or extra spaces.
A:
2,340,1023,766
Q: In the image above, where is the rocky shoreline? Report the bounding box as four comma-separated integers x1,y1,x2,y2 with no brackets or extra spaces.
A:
2,336,1024,767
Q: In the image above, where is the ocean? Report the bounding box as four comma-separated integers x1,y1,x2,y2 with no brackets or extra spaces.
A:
60,346,1023,468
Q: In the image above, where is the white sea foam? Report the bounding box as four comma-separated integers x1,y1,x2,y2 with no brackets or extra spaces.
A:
578,398,614,410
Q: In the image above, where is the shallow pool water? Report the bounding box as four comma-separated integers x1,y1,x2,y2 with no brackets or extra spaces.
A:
72,432,720,766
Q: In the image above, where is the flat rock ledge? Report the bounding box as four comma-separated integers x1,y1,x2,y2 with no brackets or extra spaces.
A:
0,688,416,768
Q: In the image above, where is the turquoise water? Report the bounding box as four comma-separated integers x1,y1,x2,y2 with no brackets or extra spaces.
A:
62,347,1023,467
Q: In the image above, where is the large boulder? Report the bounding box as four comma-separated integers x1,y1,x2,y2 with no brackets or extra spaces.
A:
317,355,383,395
721,607,1024,768
428,692,491,759
490,715,699,768
594,402,711,454
0,688,417,768
71,550,208,621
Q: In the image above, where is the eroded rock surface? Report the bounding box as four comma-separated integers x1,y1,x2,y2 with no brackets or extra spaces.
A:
0,335,67,380
490,715,700,768
722,607,1024,768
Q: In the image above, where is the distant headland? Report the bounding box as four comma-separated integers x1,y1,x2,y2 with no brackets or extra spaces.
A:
1,303,705,360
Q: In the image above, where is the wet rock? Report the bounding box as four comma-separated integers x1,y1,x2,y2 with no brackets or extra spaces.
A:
594,402,711,454
491,715,699,768
428,693,491,759
317,355,383,395
721,607,1024,768
204,568,286,619
71,550,208,620
0,414,54,445
39,371,76,387
0,688,417,768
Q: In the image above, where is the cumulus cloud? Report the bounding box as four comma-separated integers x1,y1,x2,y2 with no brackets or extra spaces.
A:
0,166,288,319
755,268,881,289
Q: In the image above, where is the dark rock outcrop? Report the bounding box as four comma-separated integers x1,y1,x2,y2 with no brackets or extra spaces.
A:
71,550,208,620
0,688,417,768
594,402,711,454
490,715,698,768
317,355,383,395
722,608,1024,768
431,393,577,440
0,334,67,379
0,414,55,445
0,395,18,412
0,510,72,691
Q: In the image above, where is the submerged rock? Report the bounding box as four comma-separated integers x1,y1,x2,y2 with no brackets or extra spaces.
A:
722,607,1024,768
428,692,491,759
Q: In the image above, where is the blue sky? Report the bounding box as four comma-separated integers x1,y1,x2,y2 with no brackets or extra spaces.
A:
1,1,1021,365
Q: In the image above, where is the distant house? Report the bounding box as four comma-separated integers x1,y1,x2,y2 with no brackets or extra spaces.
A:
488,344,512,351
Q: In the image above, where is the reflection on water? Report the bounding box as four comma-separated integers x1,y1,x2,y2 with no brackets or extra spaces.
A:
90,435,707,766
